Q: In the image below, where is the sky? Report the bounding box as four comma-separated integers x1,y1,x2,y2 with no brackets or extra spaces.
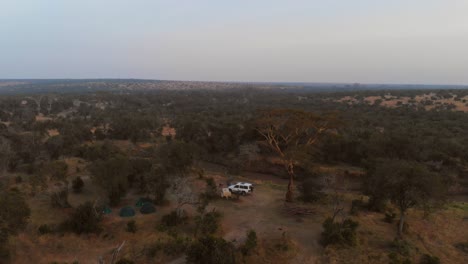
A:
1,0,468,84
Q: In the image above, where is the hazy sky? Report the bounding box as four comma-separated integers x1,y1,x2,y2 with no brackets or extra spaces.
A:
1,0,468,84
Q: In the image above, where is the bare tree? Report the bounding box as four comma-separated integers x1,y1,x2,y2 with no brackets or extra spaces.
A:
171,177,199,216
255,109,337,202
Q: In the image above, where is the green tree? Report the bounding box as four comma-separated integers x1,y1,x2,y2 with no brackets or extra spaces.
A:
142,165,169,205
90,156,130,206
64,201,101,234
0,189,31,235
157,141,194,177
367,159,449,236
0,189,30,259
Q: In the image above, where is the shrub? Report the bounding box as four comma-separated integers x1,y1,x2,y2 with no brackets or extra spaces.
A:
47,161,69,181
63,202,101,234
275,232,290,251
204,177,218,200
160,210,188,229
15,176,22,184
388,252,413,264
455,241,468,253
241,229,257,256
50,189,70,208
384,210,397,223
298,177,323,203
126,220,137,233
186,236,236,264
350,199,366,215
115,258,134,264
72,176,84,193
420,254,440,264
144,237,192,258
195,210,222,235
162,236,192,256
390,238,412,257
320,217,359,247
38,224,52,235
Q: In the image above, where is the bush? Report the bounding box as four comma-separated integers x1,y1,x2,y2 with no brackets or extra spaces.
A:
15,175,22,184
320,217,359,247
160,210,188,229
115,258,134,264
455,241,468,253
47,161,69,181
298,177,323,203
390,238,412,257
63,202,101,234
420,254,440,264
38,224,52,235
350,199,366,215
162,236,192,256
241,230,257,256
126,220,137,233
72,176,84,193
384,210,397,223
195,210,222,235
204,177,218,200
366,196,388,212
388,252,413,264
186,236,236,264
50,189,70,208
144,236,192,258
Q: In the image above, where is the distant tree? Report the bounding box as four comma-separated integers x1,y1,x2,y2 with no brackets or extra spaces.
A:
366,159,449,237
45,135,64,159
0,137,12,174
45,160,68,182
255,109,337,202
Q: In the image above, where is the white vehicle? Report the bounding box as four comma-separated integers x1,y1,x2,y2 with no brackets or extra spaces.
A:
228,182,254,195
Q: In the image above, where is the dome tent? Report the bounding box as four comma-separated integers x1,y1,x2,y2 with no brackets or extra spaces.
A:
102,205,112,215
140,202,156,214
135,197,152,207
119,206,135,217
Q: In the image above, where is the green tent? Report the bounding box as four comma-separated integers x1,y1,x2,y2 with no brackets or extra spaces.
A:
119,206,135,217
102,206,112,215
135,197,152,207
140,202,156,214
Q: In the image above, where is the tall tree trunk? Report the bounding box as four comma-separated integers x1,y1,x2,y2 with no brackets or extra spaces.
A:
285,161,294,202
398,210,406,237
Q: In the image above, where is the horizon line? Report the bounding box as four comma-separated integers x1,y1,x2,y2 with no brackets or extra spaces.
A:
1,78,468,87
